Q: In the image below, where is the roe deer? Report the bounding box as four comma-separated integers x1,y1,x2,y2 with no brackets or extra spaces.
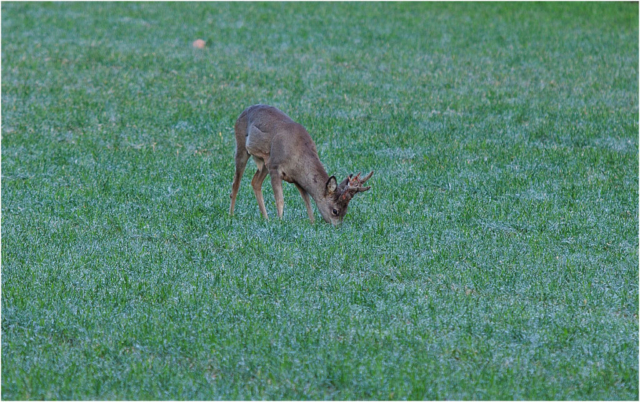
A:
229,104,373,226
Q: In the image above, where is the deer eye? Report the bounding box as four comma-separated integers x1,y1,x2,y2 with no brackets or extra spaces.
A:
332,208,338,216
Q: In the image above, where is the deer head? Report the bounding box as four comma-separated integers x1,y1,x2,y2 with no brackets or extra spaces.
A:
319,171,374,226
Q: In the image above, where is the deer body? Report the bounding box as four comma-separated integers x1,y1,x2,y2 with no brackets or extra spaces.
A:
229,104,372,225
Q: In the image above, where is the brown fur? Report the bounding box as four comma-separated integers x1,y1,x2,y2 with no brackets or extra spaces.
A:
229,104,372,225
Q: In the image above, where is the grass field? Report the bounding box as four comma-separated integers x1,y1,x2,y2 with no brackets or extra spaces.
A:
2,2,638,400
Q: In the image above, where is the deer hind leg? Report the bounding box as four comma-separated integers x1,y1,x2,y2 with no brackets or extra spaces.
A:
229,149,250,216
251,158,270,219
295,183,314,223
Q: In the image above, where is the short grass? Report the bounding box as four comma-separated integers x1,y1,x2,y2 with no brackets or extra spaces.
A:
2,2,638,400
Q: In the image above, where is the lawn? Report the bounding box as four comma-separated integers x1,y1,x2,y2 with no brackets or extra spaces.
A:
2,2,638,400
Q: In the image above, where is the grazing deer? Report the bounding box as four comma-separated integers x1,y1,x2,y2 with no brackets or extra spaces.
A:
229,104,373,226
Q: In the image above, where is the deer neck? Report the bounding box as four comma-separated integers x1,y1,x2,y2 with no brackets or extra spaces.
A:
298,157,330,203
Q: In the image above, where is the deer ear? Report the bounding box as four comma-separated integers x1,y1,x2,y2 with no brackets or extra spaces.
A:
325,176,337,195
337,177,350,192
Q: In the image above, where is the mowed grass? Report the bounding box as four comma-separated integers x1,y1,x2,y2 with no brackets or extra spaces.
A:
2,2,638,400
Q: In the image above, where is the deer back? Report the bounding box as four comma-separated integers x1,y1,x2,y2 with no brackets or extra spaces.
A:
244,105,325,187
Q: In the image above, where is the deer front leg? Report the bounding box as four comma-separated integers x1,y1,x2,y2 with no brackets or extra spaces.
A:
251,166,270,219
295,183,314,223
270,169,285,219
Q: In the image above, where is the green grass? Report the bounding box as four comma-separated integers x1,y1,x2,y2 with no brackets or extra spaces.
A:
2,2,638,400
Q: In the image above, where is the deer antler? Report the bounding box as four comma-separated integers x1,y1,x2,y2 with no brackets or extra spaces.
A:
349,171,373,192
340,171,374,201
358,171,374,186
